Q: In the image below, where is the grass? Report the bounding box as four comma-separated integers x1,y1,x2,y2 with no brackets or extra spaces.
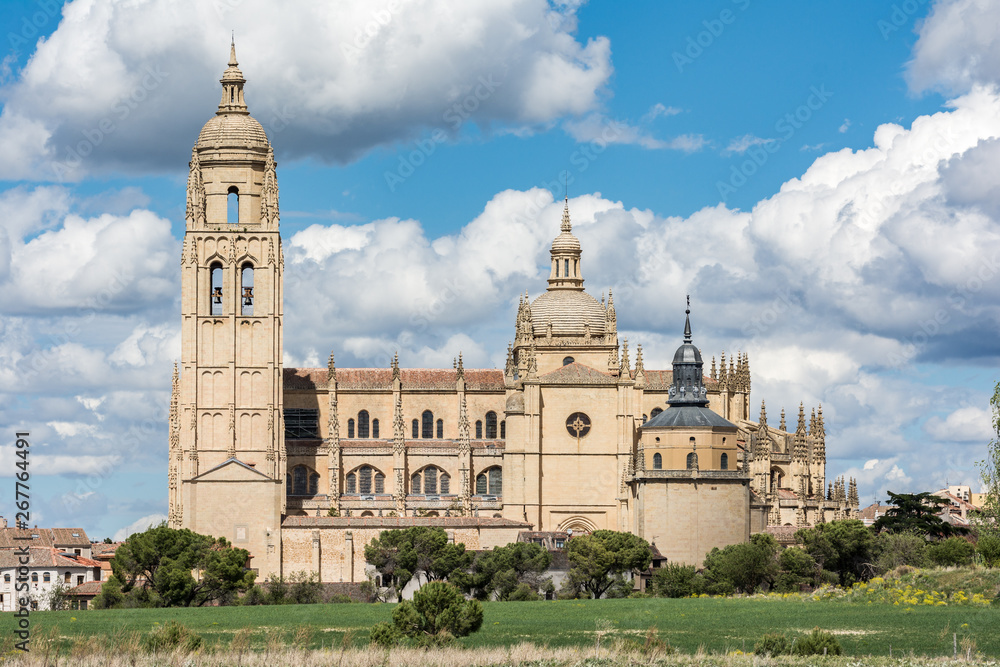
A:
1,596,997,657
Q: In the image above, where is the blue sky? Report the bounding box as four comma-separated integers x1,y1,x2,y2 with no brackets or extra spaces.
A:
1,0,998,539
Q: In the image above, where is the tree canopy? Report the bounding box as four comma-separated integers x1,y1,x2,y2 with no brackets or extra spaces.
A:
364,526,472,594
701,533,780,594
110,523,255,607
565,530,651,599
975,381,1000,538
872,491,963,538
455,541,552,600
795,519,874,585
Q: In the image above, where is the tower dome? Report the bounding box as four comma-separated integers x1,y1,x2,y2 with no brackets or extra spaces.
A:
196,40,270,150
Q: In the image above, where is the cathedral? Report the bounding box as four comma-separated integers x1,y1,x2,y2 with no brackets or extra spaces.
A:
167,44,859,583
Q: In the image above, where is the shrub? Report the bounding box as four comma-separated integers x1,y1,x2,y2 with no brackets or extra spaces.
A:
702,534,779,593
391,582,483,641
651,563,700,598
873,531,929,574
370,622,399,648
774,547,819,592
754,633,791,655
927,537,976,567
507,582,541,601
977,535,1000,567
92,577,125,610
793,628,842,656
329,593,353,604
141,621,202,653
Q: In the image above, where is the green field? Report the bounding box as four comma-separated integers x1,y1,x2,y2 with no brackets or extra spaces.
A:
2,597,998,657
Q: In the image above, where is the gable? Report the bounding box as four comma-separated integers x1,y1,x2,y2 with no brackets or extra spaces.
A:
192,458,273,483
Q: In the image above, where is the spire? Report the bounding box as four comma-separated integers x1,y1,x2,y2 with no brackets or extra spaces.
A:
683,294,692,343
757,400,769,461
504,342,515,379
815,404,826,460
634,343,645,386
793,403,807,461
229,34,238,66
391,351,400,382
561,196,572,232
620,338,631,375
456,352,465,380
710,356,717,380
719,351,728,389
327,352,336,383
779,408,786,432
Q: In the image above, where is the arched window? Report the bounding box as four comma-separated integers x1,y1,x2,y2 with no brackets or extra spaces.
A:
485,411,497,439
412,419,419,438
346,472,357,494
651,407,663,418
372,418,379,438
642,414,648,424
563,356,575,366
476,467,502,495
500,420,505,439
358,410,370,439
424,467,437,494
347,419,355,439
564,259,569,277
240,263,254,316
227,186,239,224
289,465,319,496
436,418,443,438
653,453,662,469
555,261,559,277
721,453,729,470
210,262,223,316
411,473,421,495
31,573,38,583
475,420,482,439
421,410,434,439
411,467,448,495
375,470,385,494
686,452,698,470
43,572,50,583
440,472,450,494
359,466,373,494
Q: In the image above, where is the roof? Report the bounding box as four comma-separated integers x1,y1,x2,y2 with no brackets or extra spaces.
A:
642,405,737,429
0,527,89,549
636,370,718,392
65,581,104,596
197,112,269,150
90,542,120,557
538,362,616,385
530,290,607,337
0,547,100,569
284,368,505,391
282,516,532,529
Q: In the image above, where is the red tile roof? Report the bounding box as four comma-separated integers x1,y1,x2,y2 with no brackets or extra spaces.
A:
282,516,531,529
65,581,103,596
0,547,100,569
0,527,90,549
284,368,506,391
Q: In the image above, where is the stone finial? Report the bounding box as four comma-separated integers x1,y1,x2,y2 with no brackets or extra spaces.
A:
327,352,336,382
620,338,630,375
719,351,728,389
391,351,400,381
779,408,786,432
710,356,717,380
561,196,572,232
504,343,515,378
456,352,465,380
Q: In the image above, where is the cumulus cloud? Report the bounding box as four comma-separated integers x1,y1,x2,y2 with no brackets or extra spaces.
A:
0,0,613,179
924,406,993,442
907,0,1000,95
113,513,167,542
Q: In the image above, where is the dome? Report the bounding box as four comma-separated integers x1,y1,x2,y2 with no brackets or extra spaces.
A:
197,113,270,150
551,230,580,253
672,342,702,364
530,290,607,337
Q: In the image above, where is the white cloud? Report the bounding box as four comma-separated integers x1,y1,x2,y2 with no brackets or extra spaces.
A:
563,113,705,152
113,513,167,542
723,134,775,155
839,118,851,133
0,0,614,179
641,103,682,123
924,406,993,442
907,0,1000,95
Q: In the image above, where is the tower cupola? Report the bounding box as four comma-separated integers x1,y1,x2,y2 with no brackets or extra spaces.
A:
668,297,709,407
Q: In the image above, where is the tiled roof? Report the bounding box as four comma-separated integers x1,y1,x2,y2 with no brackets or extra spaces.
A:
50,529,91,546
0,527,89,549
282,516,531,529
538,362,616,385
859,503,893,521
65,581,103,596
777,489,800,500
284,368,505,391
90,543,120,557
0,547,100,569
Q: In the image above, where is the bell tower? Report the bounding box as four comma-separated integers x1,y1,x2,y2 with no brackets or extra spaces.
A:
170,41,284,577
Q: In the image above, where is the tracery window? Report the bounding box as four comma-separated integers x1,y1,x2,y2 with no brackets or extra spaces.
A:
411,467,449,495
412,419,419,438
566,412,591,438
288,465,320,495
358,410,370,439
476,466,502,495
346,472,356,494
686,452,698,470
651,407,663,418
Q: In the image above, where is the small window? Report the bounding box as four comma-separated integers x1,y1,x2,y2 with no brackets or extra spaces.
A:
436,419,444,439
653,453,662,469
412,419,419,439
500,420,505,439
475,420,483,439
43,573,50,583
31,573,37,583
721,453,729,470
64,573,70,584
564,259,569,277
651,407,663,418
485,411,498,439
489,467,502,496
411,473,421,495
77,575,84,586
372,418,380,438
241,263,254,316
358,411,370,439
3,574,9,583
440,473,450,494
563,356,575,366
210,262,224,316
347,418,355,439
555,261,559,277
346,472,357,494
687,452,698,470
284,409,319,439
374,471,385,494
476,472,487,495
